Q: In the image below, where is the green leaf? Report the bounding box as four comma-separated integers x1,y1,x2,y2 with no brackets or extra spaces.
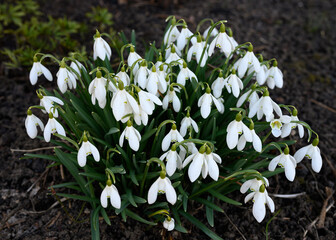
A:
194,197,224,213
91,207,100,240
55,193,99,203
100,207,111,225
208,189,242,206
105,127,120,136
22,153,59,162
79,172,106,181
124,209,157,226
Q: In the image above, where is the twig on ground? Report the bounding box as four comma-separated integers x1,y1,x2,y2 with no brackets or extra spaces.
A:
11,146,61,153
270,192,306,198
0,204,25,231
26,168,50,193
317,187,334,228
322,153,336,177
223,210,247,240
22,197,68,214
310,99,336,114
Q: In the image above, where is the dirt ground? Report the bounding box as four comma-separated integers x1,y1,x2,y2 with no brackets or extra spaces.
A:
1,0,335,239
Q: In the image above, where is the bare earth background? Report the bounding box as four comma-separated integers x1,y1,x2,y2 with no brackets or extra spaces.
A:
1,0,335,239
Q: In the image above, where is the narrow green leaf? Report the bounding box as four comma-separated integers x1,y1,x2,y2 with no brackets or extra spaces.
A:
125,209,157,226
208,189,242,206
91,207,100,240
100,207,111,226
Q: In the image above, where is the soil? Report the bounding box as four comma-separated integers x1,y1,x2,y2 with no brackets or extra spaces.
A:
1,0,335,239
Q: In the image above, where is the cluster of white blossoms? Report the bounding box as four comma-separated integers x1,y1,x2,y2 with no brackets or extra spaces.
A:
25,16,323,232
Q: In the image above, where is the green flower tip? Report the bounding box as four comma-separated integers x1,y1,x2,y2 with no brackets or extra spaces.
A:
48,112,54,119
235,112,242,122
259,184,265,193
130,46,135,52
284,146,290,155
249,122,254,130
292,108,298,116
227,27,233,37
206,146,211,154
206,87,211,94
248,43,253,52
251,83,257,90
186,111,190,118
199,145,206,154
171,44,176,53
121,66,125,72
33,56,38,62
218,71,223,78
263,89,269,97
152,65,156,72
106,179,112,186
157,54,163,62
60,59,66,68
172,123,177,130
171,16,176,25
231,68,236,75
96,70,102,78
95,29,101,38
169,85,174,91
37,93,43,99
171,144,177,151
312,138,319,146
220,23,226,33
197,33,202,43
118,80,125,90
27,109,32,115
273,60,278,67
183,60,187,69
127,120,132,127
166,216,171,221
141,60,147,67
159,64,164,71
160,171,166,179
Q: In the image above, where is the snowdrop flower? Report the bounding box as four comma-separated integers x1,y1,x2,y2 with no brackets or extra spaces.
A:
198,87,224,118
237,44,261,78
211,72,230,98
100,180,121,209
137,89,162,115
294,138,322,173
265,61,283,89
225,69,244,98
148,174,177,205
236,88,259,108
93,31,111,61
240,177,269,194
56,61,77,94
248,90,282,122
237,122,262,152
163,217,175,231
160,144,182,176
204,148,222,181
177,61,198,86
255,64,268,85
164,18,180,45
203,26,219,39
110,82,139,122
128,46,142,75
269,147,297,181
146,66,165,95
162,86,181,112
187,35,208,67
179,141,198,161
39,95,64,118
88,71,111,109
176,26,194,51
29,58,53,85
70,60,86,77
44,113,66,142
115,66,130,86
165,43,182,58
208,24,237,58
226,113,252,149
25,110,44,139
162,124,184,151
165,45,183,66
134,105,149,126
180,113,199,137
244,185,275,223
269,114,291,137
281,109,304,138
158,64,168,93
77,136,100,167
119,121,141,151
134,61,149,89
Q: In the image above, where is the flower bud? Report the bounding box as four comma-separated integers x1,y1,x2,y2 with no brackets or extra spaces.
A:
235,112,242,121
106,179,112,186
312,138,319,146
248,43,253,52
96,70,102,78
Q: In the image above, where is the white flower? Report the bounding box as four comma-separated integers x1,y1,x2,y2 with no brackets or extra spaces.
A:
128,47,142,75
180,115,199,137
93,34,111,61
255,65,268,86
236,89,260,108
226,114,252,149
208,24,237,58
269,151,297,181
237,125,262,152
56,65,77,93
179,141,198,161
198,89,224,118
88,73,113,109
138,89,162,115
160,147,182,176
70,60,86,77
294,140,322,173
187,37,208,67
163,217,175,231
110,86,139,122
134,62,149,89
176,26,194,51
265,62,283,89
100,182,121,209
164,24,180,45
203,26,219,39
77,139,100,167
177,61,198,86
165,43,182,58
237,47,261,78
248,93,282,122
281,114,304,138
25,111,44,139
148,176,177,205
161,124,184,151
165,45,183,66
146,66,165,95
211,72,230,98
134,104,149,126
115,67,130,86
226,70,244,98
162,87,181,112
269,115,291,137
44,115,66,142
240,177,269,193
157,65,168,93
29,60,53,85
40,95,64,118
119,122,141,151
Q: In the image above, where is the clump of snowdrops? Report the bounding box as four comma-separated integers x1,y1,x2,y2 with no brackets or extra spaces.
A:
24,16,322,239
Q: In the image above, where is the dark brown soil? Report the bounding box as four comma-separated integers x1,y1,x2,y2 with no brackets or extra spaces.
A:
1,0,335,239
